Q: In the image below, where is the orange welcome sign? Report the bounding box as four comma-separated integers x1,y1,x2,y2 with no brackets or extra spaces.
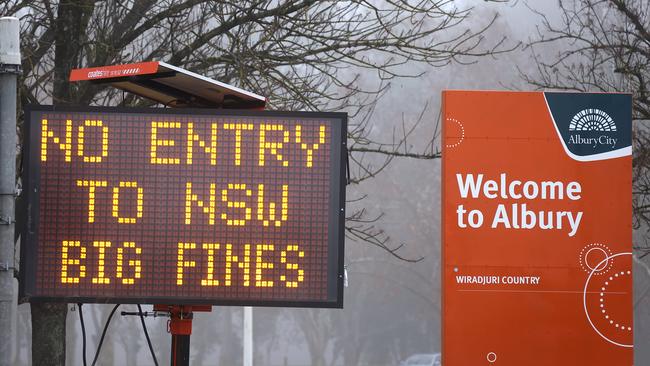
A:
442,91,633,365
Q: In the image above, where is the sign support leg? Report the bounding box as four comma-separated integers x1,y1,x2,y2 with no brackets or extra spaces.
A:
171,333,191,366
153,304,211,366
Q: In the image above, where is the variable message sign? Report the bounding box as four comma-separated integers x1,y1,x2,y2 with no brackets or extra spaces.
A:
442,91,632,365
20,106,346,307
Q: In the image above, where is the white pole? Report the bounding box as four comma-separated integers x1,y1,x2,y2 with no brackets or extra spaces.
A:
0,16,20,366
243,306,253,366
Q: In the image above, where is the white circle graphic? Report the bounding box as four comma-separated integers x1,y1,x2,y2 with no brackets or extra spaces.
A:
583,252,633,348
445,118,465,148
600,271,633,332
579,243,613,275
486,352,497,363
585,247,609,272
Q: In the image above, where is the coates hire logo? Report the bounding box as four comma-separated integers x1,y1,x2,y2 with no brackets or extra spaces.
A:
567,108,618,150
544,92,631,162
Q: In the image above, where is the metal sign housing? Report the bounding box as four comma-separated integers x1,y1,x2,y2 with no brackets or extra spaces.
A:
20,105,346,308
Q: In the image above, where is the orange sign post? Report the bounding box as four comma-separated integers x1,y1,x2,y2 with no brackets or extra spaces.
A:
442,91,633,365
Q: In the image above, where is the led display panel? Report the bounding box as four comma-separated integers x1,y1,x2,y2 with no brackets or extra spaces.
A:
20,105,346,307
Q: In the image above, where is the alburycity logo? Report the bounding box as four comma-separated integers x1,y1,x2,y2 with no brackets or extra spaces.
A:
567,108,618,149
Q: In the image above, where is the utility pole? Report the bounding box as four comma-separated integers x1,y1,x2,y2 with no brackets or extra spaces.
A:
0,16,20,366
244,307,253,366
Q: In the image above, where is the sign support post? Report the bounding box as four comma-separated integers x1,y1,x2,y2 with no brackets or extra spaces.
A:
244,306,253,366
152,304,211,366
0,16,20,366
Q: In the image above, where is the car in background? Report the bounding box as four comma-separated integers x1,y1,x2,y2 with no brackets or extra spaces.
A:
399,353,441,366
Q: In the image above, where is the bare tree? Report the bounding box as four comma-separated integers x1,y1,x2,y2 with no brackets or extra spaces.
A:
523,3,650,357
4,0,511,364
523,0,650,248
634,127,650,249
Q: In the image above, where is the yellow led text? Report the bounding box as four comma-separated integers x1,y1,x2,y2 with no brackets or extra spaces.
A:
176,242,197,285
221,183,252,226
173,243,304,288
78,180,144,224
257,184,288,227
41,119,73,162
280,245,305,288
223,123,254,165
77,120,109,163
60,240,143,285
91,241,111,284
149,122,326,168
112,181,144,224
76,180,108,223
185,183,288,227
201,243,221,286
259,124,290,167
116,242,142,285
295,125,326,168
185,182,216,225
186,122,217,165
255,244,274,287
150,121,181,164
61,240,86,284
225,243,251,286
41,119,111,163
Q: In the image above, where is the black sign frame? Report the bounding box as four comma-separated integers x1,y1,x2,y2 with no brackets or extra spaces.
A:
20,105,346,308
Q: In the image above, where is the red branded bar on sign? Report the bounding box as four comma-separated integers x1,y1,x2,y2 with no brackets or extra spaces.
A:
69,61,160,81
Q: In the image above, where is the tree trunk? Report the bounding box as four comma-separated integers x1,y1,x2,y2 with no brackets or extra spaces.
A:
31,1,95,364
30,303,67,366
52,0,93,104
